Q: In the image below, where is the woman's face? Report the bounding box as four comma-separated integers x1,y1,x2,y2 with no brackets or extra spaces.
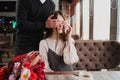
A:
57,14,65,33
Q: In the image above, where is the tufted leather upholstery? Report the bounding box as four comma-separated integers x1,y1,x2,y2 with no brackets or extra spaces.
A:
73,40,120,70
72,34,80,40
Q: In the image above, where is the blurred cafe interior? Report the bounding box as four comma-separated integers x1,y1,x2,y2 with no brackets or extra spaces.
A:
0,0,120,80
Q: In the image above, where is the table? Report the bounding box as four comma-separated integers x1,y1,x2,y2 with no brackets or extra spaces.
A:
92,71,120,80
45,71,120,80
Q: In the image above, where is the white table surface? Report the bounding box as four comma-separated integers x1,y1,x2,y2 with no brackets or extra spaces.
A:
45,71,120,80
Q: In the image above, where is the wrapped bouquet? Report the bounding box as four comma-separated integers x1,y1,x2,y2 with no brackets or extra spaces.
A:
0,51,45,80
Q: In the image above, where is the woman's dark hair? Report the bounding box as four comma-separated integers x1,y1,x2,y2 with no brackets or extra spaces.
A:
46,11,66,41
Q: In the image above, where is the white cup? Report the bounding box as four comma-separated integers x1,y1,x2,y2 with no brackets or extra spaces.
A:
78,71,94,80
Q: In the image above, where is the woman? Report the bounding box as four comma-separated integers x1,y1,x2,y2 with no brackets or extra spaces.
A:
39,11,79,72
15,0,60,55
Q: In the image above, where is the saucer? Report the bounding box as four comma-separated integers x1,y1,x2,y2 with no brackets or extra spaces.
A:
78,71,94,80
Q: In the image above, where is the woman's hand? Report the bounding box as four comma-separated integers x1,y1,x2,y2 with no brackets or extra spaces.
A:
46,15,61,28
63,21,72,40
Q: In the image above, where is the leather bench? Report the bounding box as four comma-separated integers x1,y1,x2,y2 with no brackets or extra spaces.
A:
73,40,120,70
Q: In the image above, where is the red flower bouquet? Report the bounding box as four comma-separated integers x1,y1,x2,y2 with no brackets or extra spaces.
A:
0,51,45,80
0,66,9,79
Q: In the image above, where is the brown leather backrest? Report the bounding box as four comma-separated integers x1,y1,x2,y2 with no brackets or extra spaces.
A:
73,40,120,70
72,34,80,40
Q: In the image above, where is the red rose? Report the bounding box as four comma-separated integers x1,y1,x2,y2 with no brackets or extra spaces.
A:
23,61,31,68
0,66,9,79
36,68,45,80
30,70,37,80
40,61,45,69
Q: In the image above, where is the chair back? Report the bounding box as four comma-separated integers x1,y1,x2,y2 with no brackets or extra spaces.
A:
73,40,120,70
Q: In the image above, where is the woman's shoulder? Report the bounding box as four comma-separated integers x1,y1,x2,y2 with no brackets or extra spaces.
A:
40,39,47,44
40,38,50,44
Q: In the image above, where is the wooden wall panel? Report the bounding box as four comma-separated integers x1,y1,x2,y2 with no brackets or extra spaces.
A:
89,0,94,40
110,0,118,40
